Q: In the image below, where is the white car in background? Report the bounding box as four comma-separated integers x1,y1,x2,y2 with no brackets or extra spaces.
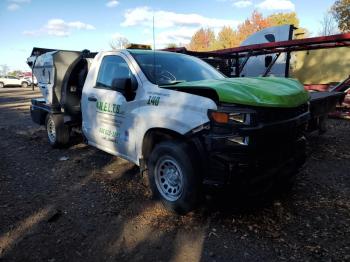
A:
0,75,30,88
22,76,38,86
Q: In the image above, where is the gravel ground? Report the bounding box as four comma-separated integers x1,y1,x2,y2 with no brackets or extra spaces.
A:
0,87,349,262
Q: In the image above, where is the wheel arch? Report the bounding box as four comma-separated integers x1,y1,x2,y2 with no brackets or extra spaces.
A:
140,127,207,176
141,128,184,163
39,109,49,125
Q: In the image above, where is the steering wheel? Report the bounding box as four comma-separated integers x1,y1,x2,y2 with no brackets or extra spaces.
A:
158,70,176,82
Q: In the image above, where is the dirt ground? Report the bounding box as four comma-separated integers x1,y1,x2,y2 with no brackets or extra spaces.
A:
0,87,349,262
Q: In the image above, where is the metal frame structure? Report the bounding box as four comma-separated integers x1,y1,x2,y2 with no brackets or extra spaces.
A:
165,33,350,78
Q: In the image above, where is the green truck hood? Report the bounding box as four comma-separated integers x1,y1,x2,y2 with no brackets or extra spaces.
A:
170,77,309,108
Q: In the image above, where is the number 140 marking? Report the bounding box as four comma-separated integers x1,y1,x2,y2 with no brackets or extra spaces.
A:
147,96,160,106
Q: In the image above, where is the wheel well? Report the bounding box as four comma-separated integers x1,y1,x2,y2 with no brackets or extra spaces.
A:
141,128,208,180
41,111,49,125
142,128,184,162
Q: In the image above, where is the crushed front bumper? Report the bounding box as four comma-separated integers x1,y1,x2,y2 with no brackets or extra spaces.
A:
197,112,309,188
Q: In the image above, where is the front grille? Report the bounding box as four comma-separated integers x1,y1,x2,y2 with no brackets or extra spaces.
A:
255,103,308,124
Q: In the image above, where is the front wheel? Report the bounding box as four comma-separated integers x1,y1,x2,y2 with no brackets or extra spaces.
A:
147,141,201,214
21,82,28,88
0,82,4,88
45,114,70,148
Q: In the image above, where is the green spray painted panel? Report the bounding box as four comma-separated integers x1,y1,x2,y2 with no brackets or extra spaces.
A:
172,77,309,108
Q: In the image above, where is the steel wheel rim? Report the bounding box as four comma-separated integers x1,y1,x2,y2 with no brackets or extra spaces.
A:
155,157,184,202
0,83,3,88
47,117,56,143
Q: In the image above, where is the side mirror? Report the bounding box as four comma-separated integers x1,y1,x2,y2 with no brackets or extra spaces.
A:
111,78,130,92
130,75,138,91
111,77,138,101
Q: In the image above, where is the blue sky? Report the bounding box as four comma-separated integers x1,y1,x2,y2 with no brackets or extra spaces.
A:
0,0,336,71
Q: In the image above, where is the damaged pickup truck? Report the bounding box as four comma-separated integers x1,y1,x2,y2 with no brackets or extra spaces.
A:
28,47,318,214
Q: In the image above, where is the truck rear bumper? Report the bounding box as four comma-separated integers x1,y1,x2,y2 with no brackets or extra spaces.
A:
30,98,80,126
30,98,51,125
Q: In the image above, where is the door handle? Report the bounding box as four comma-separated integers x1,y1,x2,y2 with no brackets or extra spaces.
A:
88,96,97,102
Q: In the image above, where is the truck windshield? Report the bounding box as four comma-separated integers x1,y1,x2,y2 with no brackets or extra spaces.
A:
129,51,225,85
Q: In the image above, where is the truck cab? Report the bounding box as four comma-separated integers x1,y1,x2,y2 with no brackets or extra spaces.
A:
81,50,220,164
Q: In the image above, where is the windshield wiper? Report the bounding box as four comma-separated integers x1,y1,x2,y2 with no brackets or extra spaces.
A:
158,80,185,86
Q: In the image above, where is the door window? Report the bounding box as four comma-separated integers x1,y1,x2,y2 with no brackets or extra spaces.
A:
96,55,132,90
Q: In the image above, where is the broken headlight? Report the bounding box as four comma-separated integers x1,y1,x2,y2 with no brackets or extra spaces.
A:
229,112,251,125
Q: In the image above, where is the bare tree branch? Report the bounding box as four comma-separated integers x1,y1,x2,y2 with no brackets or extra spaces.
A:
319,12,339,36
110,37,130,50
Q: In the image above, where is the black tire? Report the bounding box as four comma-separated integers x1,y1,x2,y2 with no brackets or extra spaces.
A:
147,141,201,214
21,81,28,88
274,136,306,191
45,113,70,148
0,82,4,88
271,158,304,196
272,169,298,194
318,116,328,135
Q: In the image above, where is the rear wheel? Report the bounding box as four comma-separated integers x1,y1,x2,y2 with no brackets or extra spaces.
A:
0,82,4,88
21,82,28,88
147,141,201,214
318,116,328,134
45,114,70,148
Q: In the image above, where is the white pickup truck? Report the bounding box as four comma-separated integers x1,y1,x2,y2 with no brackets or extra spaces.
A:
28,47,314,214
0,75,29,88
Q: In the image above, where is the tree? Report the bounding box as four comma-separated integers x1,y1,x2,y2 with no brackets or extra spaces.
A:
236,11,271,43
0,64,9,76
188,28,216,51
267,12,300,27
331,0,350,32
216,26,239,49
187,11,305,51
165,43,178,48
110,36,130,50
267,12,308,39
319,11,339,36
8,70,23,77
